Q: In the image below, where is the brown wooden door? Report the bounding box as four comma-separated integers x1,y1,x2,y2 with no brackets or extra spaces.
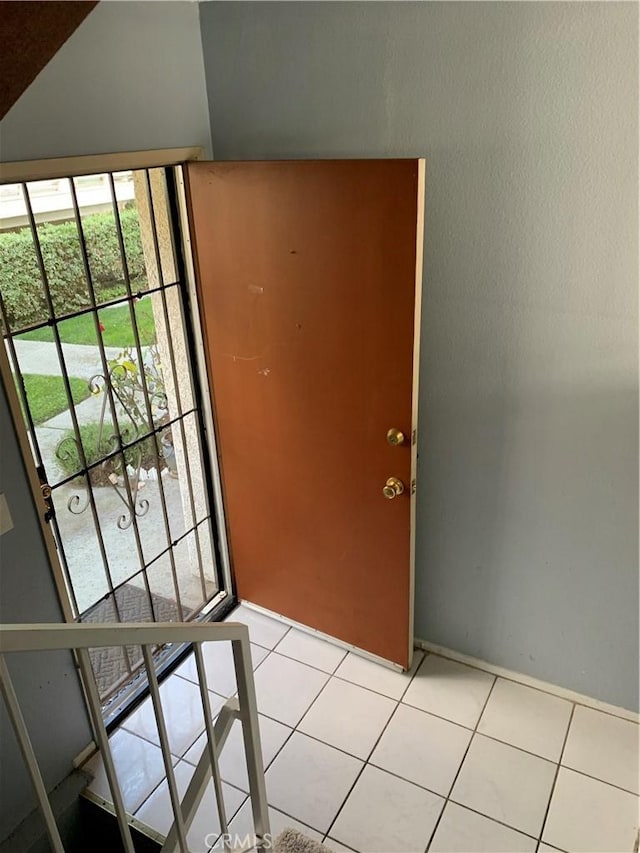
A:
185,160,424,668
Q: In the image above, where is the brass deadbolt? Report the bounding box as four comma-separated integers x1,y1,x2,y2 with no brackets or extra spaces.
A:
386,428,405,447
383,477,405,500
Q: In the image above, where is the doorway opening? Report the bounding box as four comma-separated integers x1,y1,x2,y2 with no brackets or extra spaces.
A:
0,164,228,715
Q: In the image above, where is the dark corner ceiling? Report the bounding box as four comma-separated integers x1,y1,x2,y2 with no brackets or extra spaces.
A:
0,1,98,122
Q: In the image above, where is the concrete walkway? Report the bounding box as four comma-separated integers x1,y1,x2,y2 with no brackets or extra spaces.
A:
54,476,214,614
9,338,204,615
11,339,149,481
12,339,125,380
13,338,155,473
36,394,107,481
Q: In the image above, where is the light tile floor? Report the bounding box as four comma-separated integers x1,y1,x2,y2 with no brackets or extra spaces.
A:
86,605,640,853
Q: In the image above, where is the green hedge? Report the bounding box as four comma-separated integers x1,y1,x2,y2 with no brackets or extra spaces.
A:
0,206,146,332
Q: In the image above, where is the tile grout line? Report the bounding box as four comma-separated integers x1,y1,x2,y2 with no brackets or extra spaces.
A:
214,658,332,839
322,699,401,844
225,700,640,800
202,783,252,853
422,672,498,853
450,730,557,767
153,644,588,770
271,628,349,676
274,650,416,700
437,800,540,846
283,640,637,729
260,635,409,689
261,625,292,656
321,650,430,844
120,635,282,843
321,660,552,850
274,649,348,677
133,647,552,845
271,637,638,729
99,632,414,845
202,612,640,727
272,650,638,795
128,739,253,821
124,682,619,851
203,724,303,852
248,612,637,724
119,664,635,853
134,720,287,848
104,622,638,851
417,645,639,726
291,651,416,736
258,621,429,691
261,687,346,837
535,703,576,852
548,765,640,799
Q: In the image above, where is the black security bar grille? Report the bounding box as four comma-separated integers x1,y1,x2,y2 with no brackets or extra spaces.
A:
0,168,223,705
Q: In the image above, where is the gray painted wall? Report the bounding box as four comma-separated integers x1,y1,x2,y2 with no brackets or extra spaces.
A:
0,2,213,841
200,1,639,710
0,378,93,840
0,1,212,161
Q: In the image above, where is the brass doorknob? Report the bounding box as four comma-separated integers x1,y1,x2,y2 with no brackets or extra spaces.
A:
386,428,405,447
383,477,405,500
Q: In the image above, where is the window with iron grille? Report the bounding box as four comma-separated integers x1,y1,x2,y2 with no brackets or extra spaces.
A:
0,167,224,709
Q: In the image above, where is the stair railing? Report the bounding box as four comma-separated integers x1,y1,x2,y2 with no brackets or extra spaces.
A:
0,621,271,853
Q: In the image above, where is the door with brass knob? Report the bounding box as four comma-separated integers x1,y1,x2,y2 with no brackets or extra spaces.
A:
187,158,424,670
383,477,405,499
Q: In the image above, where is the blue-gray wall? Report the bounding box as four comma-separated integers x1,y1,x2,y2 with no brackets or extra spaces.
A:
199,1,639,710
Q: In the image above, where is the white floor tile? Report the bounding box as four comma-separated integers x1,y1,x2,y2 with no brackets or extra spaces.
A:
275,629,347,674
429,802,537,852
562,705,639,794
451,734,556,837
85,729,167,814
135,760,246,851
299,678,396,759
477,678,572,761
252,653,329,727
543,767,639,853
183,714,292,791
403,655,494,729
334,650,424,700
538,845,566,852
370,703,471,795
226,604,290,649
224,799,324,848
175,642,269,698
331,764,444,853
265,732,363,833
122,674,226,757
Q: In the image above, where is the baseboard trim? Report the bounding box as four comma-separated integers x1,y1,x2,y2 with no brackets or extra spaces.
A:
234,600,638,723
73,740,97,769
415,638,639,724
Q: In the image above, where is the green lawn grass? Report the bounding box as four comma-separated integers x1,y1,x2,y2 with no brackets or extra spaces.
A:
17,298,156,347
18,374,92,426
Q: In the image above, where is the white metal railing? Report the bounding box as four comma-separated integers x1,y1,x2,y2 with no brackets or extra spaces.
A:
0,622,271,853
